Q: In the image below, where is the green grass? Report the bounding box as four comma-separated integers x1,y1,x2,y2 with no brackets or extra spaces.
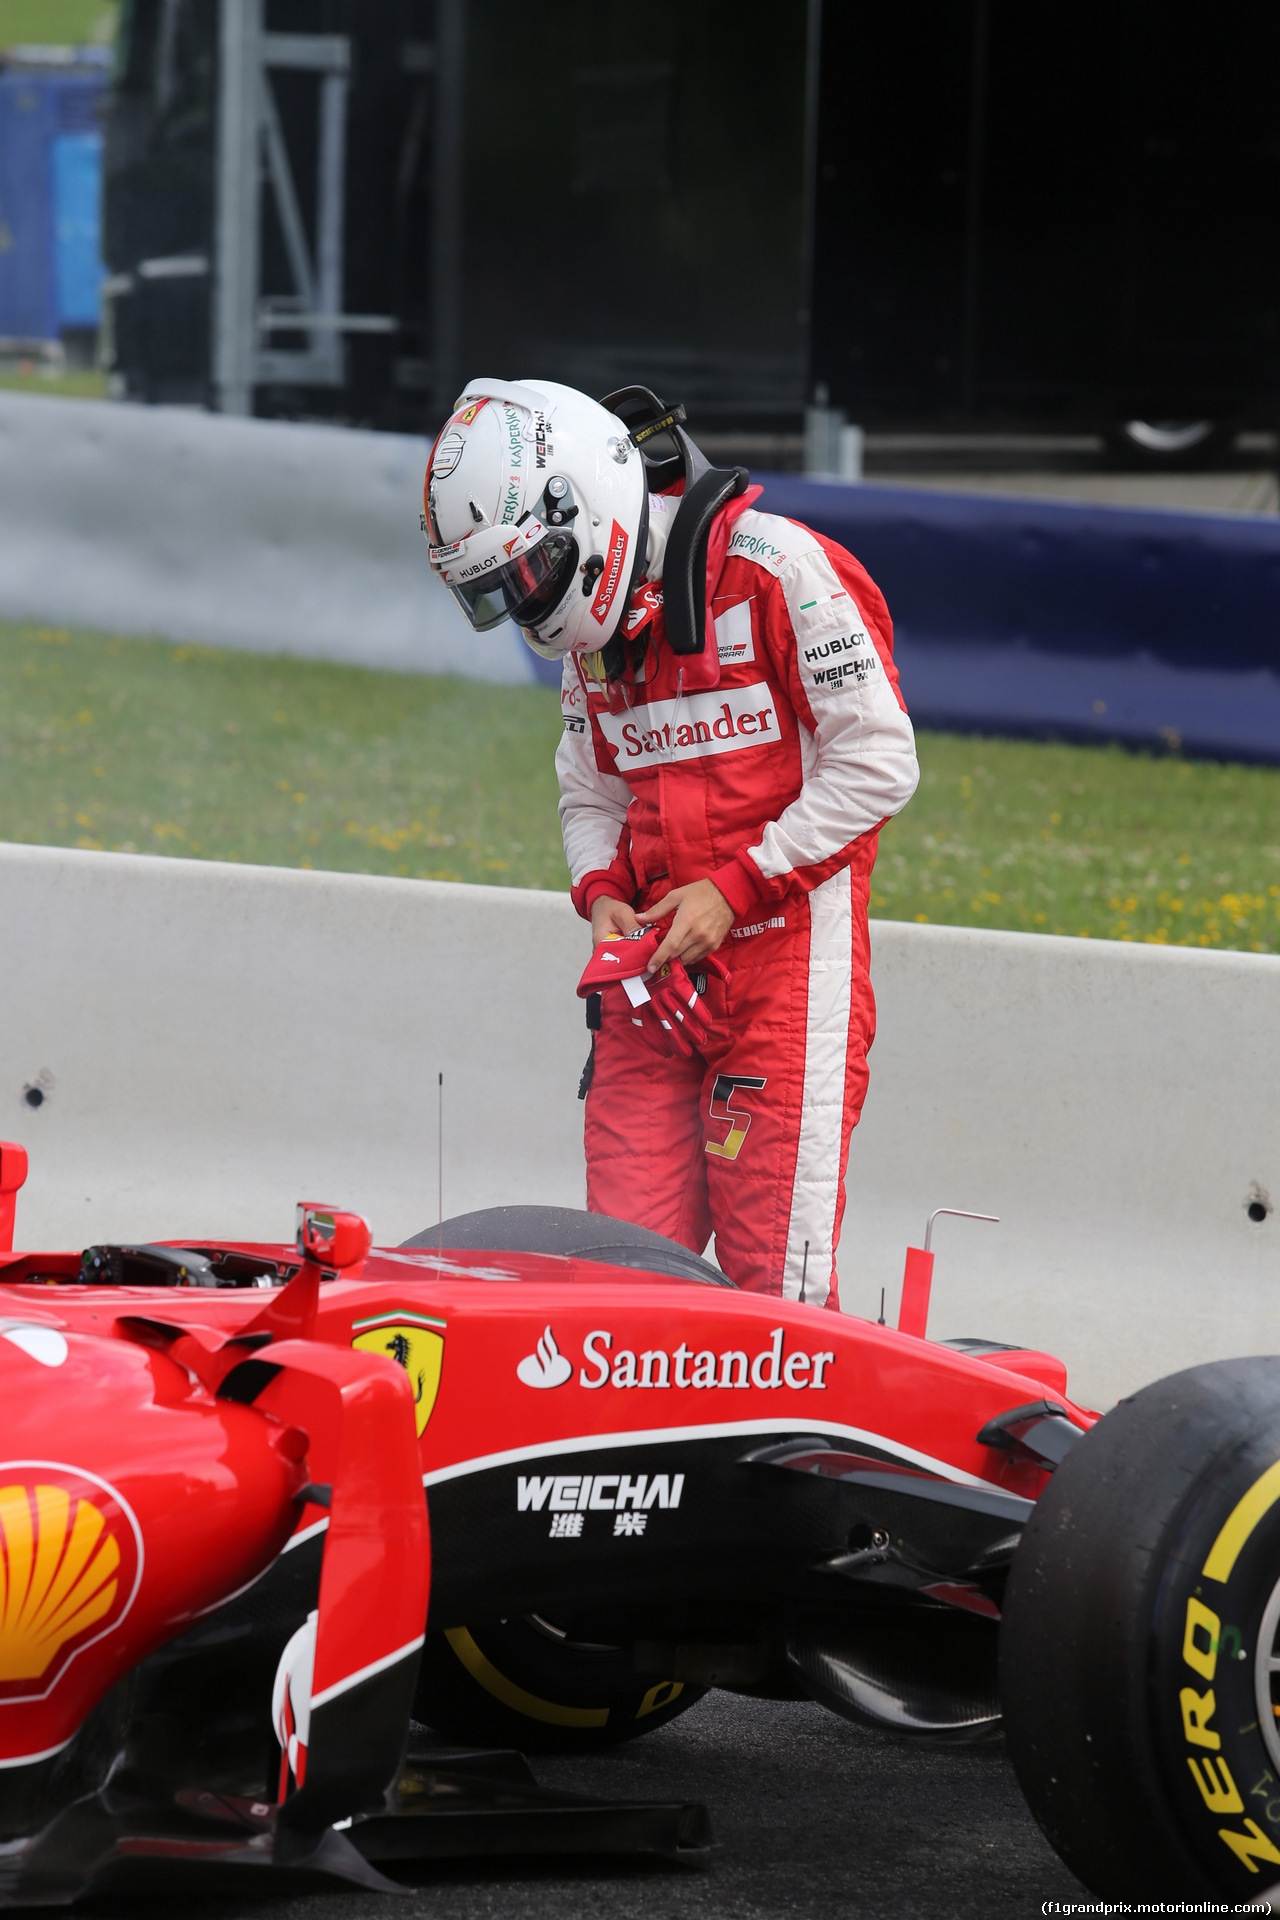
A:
0,0,117,44
0,620,568,889
874,738,1280,951
0,369,107,400
4,616,1280,951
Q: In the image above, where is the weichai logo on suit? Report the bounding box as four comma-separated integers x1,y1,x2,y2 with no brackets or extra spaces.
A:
705,1074,766,1161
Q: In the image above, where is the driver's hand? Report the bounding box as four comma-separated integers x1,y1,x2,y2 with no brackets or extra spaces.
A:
636,879,734,973
590,895,641,943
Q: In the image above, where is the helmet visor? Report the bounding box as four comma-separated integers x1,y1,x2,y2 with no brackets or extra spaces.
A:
449,531,578,633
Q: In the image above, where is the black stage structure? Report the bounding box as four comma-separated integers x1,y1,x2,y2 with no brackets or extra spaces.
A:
104,0,1278,455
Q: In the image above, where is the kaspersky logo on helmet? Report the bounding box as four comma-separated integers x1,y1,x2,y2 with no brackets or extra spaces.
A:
500,406,524,524
590,521,630,626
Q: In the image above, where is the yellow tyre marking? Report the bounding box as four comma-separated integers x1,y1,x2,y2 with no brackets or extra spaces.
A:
636,1680,684,1718
1203,1459,1280,1584
443,1627,609,1728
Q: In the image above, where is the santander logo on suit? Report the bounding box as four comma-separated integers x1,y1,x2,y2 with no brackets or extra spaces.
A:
597,684,778,767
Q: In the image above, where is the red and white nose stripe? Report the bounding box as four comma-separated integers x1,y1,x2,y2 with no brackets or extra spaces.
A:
272,1609,317,1797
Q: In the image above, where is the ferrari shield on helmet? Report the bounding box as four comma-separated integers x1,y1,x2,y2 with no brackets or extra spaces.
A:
422,378,648,659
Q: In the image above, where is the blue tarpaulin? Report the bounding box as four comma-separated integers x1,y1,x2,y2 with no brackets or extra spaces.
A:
754,475,1280,764
0,72,57,338
52,129,103,327
0,71,104,341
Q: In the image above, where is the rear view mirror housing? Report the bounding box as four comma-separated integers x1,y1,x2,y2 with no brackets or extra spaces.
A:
296,1203,372,1273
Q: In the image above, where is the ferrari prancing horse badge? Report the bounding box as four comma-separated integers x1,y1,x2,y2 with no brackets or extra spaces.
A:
350,1311,445,1436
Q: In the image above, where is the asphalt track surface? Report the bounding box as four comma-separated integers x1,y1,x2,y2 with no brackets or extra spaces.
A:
79,1694,1086,1920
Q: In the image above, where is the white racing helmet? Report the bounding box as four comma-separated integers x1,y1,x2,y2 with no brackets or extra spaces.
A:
422,378,648,659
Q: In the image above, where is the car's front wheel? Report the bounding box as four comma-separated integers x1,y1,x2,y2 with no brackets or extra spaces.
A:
414,1614,704,1753
1002,1357,1280,1898
404,1206,719,1751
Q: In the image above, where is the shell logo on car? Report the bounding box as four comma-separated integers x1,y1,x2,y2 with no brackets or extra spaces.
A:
0,1466,142,1700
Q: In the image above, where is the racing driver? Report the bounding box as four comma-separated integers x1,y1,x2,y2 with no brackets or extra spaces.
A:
424,378,918,1307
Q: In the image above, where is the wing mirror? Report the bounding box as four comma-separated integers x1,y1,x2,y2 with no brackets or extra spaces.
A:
296,1203,372,1272
0,1142,28,1254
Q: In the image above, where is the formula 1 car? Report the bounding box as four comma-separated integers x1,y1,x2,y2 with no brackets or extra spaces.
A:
0,1139,1275,1905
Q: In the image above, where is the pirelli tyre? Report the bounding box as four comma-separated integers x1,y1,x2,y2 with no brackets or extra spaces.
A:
400,1203,731,1287
1002,1358,1280,1899
414,1615,705,1753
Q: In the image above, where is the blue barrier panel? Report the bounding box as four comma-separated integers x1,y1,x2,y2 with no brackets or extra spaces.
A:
0,72,104,342
52,129,102,327
0,73,57,339
753,474,1280,764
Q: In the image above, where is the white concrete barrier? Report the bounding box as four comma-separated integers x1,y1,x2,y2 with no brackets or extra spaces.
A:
850,926,1280,1410
0,843,587,1254
0,392,539,684
2,840,1277,1408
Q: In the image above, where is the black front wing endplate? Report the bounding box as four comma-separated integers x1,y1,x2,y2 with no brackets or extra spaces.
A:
0,1748,713,1906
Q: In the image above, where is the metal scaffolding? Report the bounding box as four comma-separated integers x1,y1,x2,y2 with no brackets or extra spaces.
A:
213,0,405,415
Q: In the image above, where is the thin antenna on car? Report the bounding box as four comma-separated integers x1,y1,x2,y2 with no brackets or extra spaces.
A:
799,1239,809,1303
437,1073,443,1264
877,1287,886,1325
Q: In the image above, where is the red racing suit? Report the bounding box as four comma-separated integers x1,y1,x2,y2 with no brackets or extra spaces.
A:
557,492,918,1306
